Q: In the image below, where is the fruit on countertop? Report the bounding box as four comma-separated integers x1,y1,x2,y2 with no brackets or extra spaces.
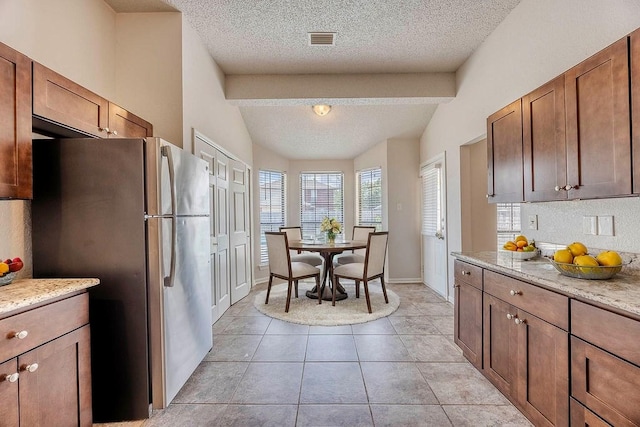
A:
0,257,24,276
553,249,574,264
567,242,588,257
595,251,623,267
503,235,536,252
573,254,599,267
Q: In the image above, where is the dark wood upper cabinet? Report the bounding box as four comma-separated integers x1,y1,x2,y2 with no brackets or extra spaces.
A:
33,62,152,139
522,75,567,202
487,99,524,203
564,37,631,199
0,42,32,199
632,28,640,194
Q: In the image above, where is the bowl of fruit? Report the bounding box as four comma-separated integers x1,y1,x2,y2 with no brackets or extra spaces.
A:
0,257,24,286
550,242,623,280
500,235,539,260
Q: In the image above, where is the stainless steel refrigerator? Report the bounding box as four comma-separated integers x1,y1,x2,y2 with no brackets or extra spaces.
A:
31,138,212,422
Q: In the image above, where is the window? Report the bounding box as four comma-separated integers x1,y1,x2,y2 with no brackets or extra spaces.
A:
259,170,286,264
421,162,443,237
300,172,344,237
496,203,521,248
357,168,382,230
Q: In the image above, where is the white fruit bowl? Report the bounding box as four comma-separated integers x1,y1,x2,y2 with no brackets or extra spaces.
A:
0,272,17,286
499,249,539,260
549,260,622,280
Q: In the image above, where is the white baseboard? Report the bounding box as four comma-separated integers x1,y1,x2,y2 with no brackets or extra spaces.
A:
386,278,422,284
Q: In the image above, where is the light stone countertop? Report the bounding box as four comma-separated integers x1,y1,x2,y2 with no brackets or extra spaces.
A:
0,278,99,316
452,251,640,318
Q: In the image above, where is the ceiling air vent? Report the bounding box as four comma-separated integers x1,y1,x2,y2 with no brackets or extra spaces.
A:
308,32,336,46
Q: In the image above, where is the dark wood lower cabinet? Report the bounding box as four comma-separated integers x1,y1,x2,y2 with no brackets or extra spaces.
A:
454,281,483,369
570,398,611,427
516,310,568,427
0,358,19,426
482,293,517,397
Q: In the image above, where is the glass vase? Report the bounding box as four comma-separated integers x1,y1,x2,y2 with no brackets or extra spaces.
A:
326,231,336,243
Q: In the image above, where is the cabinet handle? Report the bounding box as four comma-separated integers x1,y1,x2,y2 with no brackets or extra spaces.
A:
3,373,19,383
509,290,521,296
111,129,118,136
11,330,28,340
555,184,577,191
514,318,526,325
454,284,460,288
21,363,38,373
98,127,110,133
486,194,494,198
461,270,470,276
506,313,515,320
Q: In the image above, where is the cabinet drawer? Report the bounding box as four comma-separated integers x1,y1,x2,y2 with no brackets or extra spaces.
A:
571,300,640,366
0,293,88,363
570,398,611,427
454,260,483,289
571,336,640,426
484,270,568,329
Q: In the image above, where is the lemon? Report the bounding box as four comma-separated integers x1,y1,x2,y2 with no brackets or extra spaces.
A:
596,251,622,266
0,262,8,275
567,242,588,257
573,255,599,266
553,249,573,264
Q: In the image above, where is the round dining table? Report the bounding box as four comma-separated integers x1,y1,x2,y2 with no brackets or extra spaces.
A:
288,239,367,301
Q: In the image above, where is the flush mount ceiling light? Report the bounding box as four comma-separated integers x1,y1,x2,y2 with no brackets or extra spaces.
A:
312,104,332,116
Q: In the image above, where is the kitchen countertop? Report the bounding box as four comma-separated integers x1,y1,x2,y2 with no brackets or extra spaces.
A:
0,278,99,316
452,251,640,318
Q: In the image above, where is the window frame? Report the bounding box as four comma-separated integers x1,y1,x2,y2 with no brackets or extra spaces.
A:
258,169,286,265
299,171,344,237
356,167,383,230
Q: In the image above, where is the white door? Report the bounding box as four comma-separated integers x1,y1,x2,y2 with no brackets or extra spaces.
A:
194,133,230,323
229,158,251,303
421,153,449,301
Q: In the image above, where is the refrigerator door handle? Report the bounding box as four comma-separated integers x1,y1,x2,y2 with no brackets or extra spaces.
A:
162,145,177,287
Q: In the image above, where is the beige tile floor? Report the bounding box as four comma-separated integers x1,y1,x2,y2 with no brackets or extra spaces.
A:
95,282,532,427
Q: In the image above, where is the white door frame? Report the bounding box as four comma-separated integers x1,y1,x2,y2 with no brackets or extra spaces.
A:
420,152,450,301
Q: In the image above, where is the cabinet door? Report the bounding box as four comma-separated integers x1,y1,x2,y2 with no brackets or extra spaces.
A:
522,75,567,202
571,336,640,427
33,62,109,138
454,281,483,369
108,103,153,138
632,28,640,194
487,99,524,203
570,398,612,427
0,359,19,426
482,293,517,397
0,42,32,199
19,325,92,427
565,37,631,199
515,309,569,427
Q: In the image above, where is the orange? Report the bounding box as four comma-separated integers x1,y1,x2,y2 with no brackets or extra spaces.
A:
516,240,527,248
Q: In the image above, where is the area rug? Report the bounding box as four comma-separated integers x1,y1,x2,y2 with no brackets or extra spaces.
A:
253,281,400,326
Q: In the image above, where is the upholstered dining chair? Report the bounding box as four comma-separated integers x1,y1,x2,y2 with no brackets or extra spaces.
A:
279,226,324,268
332,231,389,313
333,225,376,267
265,232,321,312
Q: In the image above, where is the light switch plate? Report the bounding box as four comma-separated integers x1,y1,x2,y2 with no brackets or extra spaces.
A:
528,215,538,230
598,215,614,236
582,216,597,235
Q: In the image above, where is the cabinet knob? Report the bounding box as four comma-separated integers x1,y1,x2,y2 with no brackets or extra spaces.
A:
3,373,19,383
461,270,470,276
506,313,515,320
486,194,494,198
563,184,574,191
514,318,526,325
454,284,460,288
509,290,521,296
111,130,118,136
554,185,561,191
22,363,38,373
98,127,110,133
11,330,28,340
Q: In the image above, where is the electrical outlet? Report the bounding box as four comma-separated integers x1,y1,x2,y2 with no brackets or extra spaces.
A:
598,215,614,236
582,216,597,235
528,215,538,230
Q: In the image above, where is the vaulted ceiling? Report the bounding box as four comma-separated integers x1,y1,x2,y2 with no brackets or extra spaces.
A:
105,0,522,159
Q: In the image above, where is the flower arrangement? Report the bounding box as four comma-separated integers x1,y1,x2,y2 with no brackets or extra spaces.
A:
320,217,342,243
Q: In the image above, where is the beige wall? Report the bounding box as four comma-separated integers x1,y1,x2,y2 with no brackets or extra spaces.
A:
386,138,421,282
115,13,183,145
421,0,640,294
460,139,496,252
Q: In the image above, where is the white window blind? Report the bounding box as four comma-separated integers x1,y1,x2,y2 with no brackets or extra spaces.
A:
357,168,382,230
259,170,286,264
299,172,344,237
421,163,442,236
496,203,521,248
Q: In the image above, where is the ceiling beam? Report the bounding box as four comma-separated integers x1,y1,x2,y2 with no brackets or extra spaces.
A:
225,73,456,106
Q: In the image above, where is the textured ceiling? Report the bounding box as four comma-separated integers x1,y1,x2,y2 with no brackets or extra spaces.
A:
104,0,522,159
